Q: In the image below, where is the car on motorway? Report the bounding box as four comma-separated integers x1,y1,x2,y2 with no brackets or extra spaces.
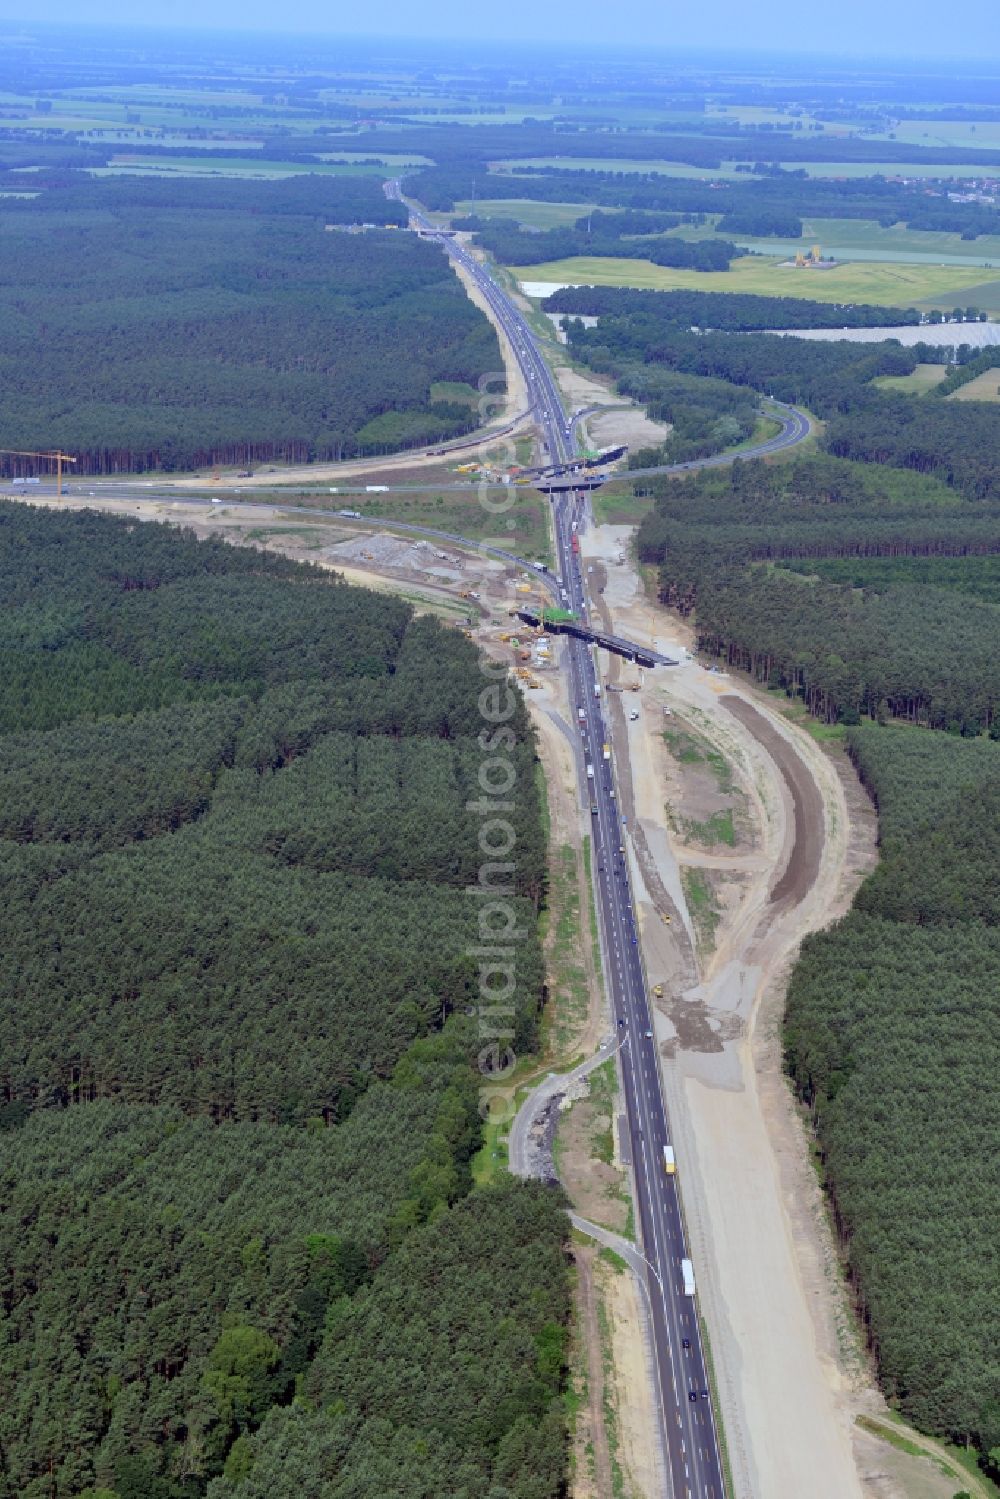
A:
645,1029,653,1038
682,1338,691,1349
591,804,598,815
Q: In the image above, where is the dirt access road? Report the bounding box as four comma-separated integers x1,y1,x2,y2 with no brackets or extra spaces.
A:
578,517,952,1499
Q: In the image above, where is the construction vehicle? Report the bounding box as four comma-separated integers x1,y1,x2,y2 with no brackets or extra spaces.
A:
0,448,77,496
652,984,664,999
662,912,672,925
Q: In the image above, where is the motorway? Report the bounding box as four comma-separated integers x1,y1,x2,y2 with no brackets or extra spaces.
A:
11,196,810,1498
394,187,728,1498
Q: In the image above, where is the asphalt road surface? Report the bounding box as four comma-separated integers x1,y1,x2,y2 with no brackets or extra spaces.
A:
396,187,729,1499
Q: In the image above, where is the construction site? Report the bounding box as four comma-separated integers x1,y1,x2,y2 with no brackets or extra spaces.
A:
783,243,839,269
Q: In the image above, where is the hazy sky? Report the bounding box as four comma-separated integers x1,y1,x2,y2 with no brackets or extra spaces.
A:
2,0,998,61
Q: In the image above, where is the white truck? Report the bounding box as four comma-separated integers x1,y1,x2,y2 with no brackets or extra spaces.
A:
681,1258,696,1297
602,743,611,762
586,763,594,780
663,1145,676,1175
593,683,600,700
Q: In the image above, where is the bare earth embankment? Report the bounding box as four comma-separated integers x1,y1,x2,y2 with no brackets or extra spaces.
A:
576,514,954,1499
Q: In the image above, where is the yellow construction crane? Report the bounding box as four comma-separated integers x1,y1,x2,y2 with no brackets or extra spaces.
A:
0,448,77,495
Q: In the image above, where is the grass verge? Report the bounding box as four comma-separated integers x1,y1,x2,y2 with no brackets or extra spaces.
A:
683,808,736,847
597,1283,629,1499
856,1415,1000,1498
699,1316,736,1499
681,867,721,951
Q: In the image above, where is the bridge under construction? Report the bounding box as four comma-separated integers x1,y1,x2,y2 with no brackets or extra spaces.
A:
513,607,677,668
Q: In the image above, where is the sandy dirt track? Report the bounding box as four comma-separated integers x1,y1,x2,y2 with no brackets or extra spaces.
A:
721,695,824,908
578,516,970,1498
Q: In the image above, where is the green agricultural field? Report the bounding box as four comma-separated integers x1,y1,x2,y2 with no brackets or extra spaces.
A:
705,104,823,128
315,152,433,166
513,254,999,306
923,276,1000,313
868,118,1000,149
72,84,272,107
92,155,392,180
947,368,1000,402
494,156,748,179
787,216,1000,265
873,363,948,393
654,214,1000,267
454,198,598,227
493,154,1000,181
718,216,1000,267
1,110,117,132
777,159,1000,178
